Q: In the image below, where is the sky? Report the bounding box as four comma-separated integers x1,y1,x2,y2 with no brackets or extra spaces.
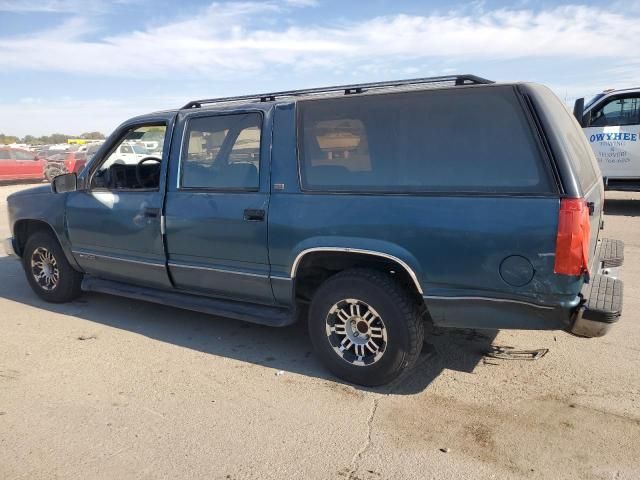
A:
0,0,639,137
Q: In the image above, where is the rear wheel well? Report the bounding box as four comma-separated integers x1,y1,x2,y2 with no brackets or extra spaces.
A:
14,220,57,257
293,251,425,309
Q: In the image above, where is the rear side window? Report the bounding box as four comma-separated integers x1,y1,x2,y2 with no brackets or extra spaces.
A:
14,150,35,160
181,113,261,190
532,86,599,193
298,87,553,193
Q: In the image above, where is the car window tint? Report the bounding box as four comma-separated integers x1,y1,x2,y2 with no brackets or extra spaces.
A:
181,113,261,190
14,150,35,160
589,96,640,127
534,88,599,193
298,87,553,193
0,149,10,160
91,125,166,190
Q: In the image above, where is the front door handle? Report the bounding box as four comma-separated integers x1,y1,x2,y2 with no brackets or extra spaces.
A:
244,209,265,221
143,207,161,218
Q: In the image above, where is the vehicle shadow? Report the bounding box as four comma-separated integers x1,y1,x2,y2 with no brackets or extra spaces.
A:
604,198,640,217
0,255,497,395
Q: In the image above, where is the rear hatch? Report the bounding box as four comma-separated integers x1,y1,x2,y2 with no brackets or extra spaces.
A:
520,83,604,273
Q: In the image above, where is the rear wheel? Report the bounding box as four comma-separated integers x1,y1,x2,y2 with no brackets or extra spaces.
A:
22,231,83,303
308,268,424,386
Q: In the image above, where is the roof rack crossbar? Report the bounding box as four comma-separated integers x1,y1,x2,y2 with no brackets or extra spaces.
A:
181,74,494,109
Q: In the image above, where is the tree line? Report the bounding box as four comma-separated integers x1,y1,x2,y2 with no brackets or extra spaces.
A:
0,132,106,145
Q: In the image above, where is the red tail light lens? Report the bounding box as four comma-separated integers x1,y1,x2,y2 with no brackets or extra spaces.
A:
554,198,590,276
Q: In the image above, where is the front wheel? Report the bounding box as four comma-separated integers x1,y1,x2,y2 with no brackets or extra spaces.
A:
22,231,83,303
308,269,424,386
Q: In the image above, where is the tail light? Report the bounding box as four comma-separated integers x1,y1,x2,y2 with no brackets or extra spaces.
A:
554,198,590,276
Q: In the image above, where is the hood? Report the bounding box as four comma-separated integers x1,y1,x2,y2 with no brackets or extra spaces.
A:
7,185,51,201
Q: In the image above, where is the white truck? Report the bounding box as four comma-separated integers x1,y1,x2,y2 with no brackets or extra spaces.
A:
574,88,640,191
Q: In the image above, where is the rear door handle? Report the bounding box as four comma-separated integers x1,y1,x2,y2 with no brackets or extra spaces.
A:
143,207,161,218
244,209,265,221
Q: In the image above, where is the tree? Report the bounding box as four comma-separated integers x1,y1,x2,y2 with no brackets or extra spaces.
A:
80,131,105,140
0,133,19,144
47,133,71,144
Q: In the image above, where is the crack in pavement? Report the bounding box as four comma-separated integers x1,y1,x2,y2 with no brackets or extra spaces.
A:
345,396,380,479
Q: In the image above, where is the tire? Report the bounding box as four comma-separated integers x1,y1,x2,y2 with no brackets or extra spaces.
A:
22,230,83,303
308,268,424,386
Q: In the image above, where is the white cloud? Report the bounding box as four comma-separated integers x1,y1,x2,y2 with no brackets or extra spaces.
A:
0,96,185,137
1,1,639,136
0,0,132,13
0,3,638,80
282,0,318,6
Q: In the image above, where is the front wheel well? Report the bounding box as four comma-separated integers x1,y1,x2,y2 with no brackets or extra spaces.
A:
293,251,425,309
13,220,58,257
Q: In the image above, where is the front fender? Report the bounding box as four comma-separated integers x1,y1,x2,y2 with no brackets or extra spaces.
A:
7,187,80,270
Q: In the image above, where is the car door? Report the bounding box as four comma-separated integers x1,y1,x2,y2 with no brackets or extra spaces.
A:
65,117,175,289
584,94,640,178
164,108,273,304
0,149,17,179
13,149,42,179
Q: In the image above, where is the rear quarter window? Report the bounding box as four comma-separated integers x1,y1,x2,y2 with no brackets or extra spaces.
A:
298,86,553,194
527,84,600,194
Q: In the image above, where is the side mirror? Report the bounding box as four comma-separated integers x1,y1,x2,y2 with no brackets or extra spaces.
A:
51,173,77,193
573,98,585,127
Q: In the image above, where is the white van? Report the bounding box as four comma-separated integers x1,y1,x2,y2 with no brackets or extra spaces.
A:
574,88,640,191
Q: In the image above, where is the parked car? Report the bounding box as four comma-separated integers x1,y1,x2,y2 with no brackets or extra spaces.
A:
573,88,640,191
108,141,151,165
0,147,45,182
43,153,68,183
64,150,88,175
3,75,625,386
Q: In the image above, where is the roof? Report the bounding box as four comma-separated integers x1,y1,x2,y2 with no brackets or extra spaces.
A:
600,87,640,95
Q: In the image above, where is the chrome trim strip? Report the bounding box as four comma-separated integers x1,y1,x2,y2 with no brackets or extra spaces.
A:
290,247,424,294
424,295,555,310
270,275,292,282
72,251,165,268
168,261,269,279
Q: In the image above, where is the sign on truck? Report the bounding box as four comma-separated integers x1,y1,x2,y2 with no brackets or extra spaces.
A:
574,89,640,191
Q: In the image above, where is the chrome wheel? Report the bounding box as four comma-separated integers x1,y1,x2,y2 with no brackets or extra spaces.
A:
325,298,387,366
30,247,60,291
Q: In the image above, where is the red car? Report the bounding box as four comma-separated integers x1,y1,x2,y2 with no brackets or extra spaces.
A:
0,148,45,181
64,150,87,174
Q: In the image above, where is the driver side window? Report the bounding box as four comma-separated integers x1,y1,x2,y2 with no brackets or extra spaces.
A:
91,124,167,190
589,96,640,127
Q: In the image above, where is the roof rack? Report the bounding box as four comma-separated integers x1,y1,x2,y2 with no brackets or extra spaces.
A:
181,74,494,109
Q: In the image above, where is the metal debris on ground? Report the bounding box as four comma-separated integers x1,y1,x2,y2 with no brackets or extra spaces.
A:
77,335,97,341
485,346,549,361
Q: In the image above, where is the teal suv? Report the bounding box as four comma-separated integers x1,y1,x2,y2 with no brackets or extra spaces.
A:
4,75,624,386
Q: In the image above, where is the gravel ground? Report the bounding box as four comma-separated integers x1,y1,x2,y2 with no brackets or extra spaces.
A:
0,183,639,480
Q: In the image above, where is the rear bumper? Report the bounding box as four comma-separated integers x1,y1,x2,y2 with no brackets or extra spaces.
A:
2,237,17,257
569,238,624,337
